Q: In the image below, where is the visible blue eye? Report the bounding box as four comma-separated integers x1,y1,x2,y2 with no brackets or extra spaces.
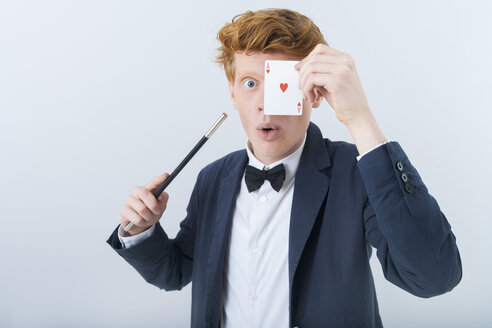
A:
243,79,256,89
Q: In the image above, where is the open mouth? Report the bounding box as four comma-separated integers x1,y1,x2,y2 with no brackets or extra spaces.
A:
257,124,280,140
257,123,279,131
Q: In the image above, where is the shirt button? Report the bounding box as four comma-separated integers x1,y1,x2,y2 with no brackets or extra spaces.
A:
260,195,268,202
253,244,259,252
252,295,258,301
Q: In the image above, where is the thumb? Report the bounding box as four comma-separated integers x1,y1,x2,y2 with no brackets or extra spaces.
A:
158,191,170,207
145,172,170,193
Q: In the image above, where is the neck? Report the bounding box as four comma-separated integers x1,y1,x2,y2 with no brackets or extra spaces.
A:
248,137,305,165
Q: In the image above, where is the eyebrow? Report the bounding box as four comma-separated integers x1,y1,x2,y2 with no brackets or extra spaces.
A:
236,70,263,80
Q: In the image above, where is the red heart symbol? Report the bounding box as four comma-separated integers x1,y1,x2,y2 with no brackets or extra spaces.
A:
280,83,288,93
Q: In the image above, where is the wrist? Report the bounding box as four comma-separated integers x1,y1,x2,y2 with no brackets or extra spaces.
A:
126,224,152,236
347,112,387,156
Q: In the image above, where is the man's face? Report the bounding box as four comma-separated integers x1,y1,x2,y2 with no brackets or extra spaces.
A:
228,51,321,165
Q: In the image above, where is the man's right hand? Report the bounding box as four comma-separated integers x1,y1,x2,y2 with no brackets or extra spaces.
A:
120,173,170,236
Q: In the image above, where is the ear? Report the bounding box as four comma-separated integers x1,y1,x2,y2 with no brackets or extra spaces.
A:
228,81,237,110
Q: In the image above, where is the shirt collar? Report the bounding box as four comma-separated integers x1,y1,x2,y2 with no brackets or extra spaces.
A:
245,131,307,185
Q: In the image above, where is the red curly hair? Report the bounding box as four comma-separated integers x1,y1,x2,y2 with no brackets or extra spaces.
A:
215,8,328,82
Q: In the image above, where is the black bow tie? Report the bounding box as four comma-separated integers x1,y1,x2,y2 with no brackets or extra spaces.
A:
245,163,286,193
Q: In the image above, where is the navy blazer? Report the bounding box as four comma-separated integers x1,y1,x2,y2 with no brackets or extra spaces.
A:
107,122,462,328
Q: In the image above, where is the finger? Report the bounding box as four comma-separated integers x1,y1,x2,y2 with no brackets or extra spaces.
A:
157,191,170,211
304,74,333,103
303,73,334,103
296,48,346,71
299,61,339,93
318,87,331,100
313,87,322,104
298,55,344,93
128,193,156,221
121,203,146,227
144,172,170,191
133,186,161,216
303,52,355,74
308,44,347,63
311,43,346,56
144,172,170,192
299,55,343,76
298,53,346,70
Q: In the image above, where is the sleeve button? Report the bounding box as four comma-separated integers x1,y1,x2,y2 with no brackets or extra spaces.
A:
404,183,414,194
396,161,404,171
401,172,409,182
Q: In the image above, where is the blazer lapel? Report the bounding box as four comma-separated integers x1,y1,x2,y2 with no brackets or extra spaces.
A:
205,150,248,326
204,122,332,325
289,122,332,292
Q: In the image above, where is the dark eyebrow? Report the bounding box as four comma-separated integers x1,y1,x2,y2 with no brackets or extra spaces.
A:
236,71,263,80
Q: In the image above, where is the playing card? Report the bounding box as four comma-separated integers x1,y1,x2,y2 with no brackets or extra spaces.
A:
264,60,303,116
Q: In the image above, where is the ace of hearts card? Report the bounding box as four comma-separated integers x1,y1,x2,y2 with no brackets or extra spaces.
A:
264,60,303,116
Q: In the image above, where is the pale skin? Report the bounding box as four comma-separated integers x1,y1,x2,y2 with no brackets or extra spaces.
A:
295,43,387,157
120,43,387,236
228,51,319,165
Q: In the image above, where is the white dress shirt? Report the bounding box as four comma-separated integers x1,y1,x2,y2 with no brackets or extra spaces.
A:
117,136,389,327
219,132,307,328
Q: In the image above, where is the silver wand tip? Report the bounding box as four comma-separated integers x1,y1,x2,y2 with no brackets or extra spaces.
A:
205,113,228,138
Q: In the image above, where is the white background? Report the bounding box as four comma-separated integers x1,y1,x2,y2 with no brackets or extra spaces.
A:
1,0,491,327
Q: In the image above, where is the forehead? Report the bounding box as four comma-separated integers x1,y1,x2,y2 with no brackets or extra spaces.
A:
234,51,301,79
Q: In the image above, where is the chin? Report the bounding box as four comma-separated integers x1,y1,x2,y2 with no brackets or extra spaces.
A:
255,142,284,157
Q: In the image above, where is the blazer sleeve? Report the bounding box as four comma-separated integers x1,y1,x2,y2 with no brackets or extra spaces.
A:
106,170,203,291
357,141,462,298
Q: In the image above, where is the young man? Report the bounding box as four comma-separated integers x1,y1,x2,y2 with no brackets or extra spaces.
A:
107,9,462,328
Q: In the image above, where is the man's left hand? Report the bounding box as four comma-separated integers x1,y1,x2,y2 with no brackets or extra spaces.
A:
295,43,371,128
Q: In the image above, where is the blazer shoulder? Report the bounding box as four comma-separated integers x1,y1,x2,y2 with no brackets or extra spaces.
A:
198,148,246,181
325,139,370,199
325,139,359,162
